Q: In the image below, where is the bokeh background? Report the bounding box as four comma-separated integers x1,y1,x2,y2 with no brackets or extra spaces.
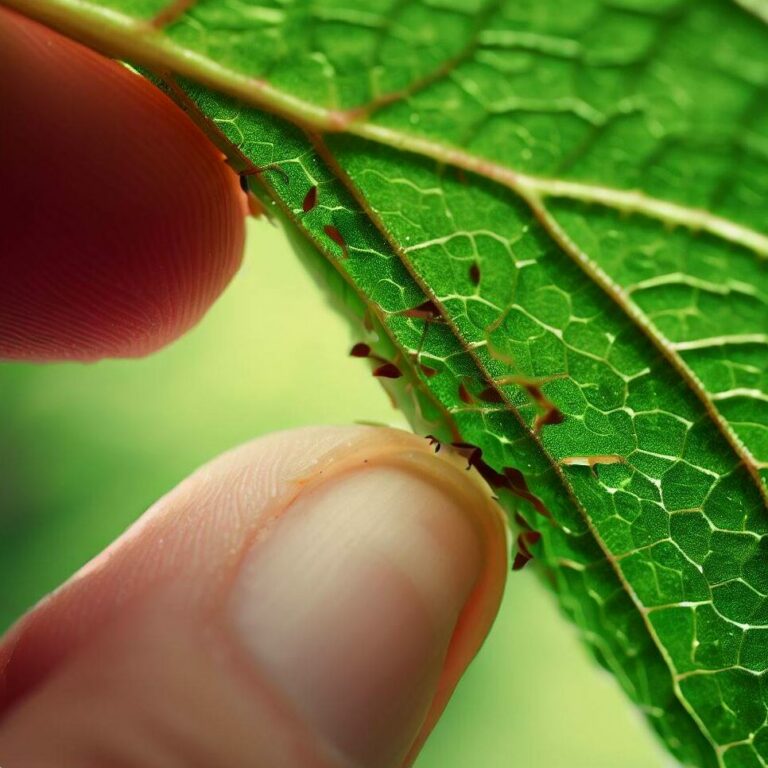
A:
1,218,673,767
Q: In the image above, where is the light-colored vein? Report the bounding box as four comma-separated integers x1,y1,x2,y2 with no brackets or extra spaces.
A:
5,0,768,259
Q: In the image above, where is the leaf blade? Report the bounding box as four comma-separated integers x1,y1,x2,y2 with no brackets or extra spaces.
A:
10,0,768,764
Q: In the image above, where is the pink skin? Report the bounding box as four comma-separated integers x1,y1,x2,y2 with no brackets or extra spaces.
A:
0,7,245,362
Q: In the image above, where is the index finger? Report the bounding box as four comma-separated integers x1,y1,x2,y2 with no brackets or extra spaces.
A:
0,7,246,362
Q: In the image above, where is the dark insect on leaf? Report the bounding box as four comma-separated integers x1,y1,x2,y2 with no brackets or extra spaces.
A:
469,263,481,286
477,387,504,404
302,185,318,213
535,407,565,430
521,384,565,433
503,467,552,519
402,299,441,320
240,163,290,185
458,381,474,404
372,362,402,379
512,550,532,571
324,225,348,259
420,363,438,377
523,531,542,547
349,342,371,358
450,441,483,471
513,530,542,571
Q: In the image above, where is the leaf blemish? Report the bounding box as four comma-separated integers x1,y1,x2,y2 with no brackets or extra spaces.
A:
561,454,626,478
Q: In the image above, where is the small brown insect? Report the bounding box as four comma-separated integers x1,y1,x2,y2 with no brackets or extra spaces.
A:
420,363,438,378
536,408,565,430
302,186,318,213
450,442,483,471
476,386,504,404
373,363,402,379
469,263,481,286
425,434,441,453
503,467,552,519
324,225,348,259
349,342,371,358
458,381,474,405
512,551,532,571
403,300,441,321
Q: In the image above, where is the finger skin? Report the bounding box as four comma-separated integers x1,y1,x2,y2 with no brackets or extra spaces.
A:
0,427,507,767
0,7,246,362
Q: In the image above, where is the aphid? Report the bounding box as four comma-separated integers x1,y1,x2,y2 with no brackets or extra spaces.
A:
476,386,504,404
497,381,566,434
446,442,555,523
512,551,532,571
373,362,402,379
458,381,474,404
450,441,483,471
324,225,349,259
469,263,481,286
513,531,542,571
349,342,372,358
535,407,565,431
503,467,552,519
425,434,441,453
403,300,441,321
302,186,318,213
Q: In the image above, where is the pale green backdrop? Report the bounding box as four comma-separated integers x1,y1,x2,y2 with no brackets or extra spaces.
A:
0,218,671,767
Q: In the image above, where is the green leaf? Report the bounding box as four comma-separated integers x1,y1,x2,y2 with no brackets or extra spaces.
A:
9,0,768,764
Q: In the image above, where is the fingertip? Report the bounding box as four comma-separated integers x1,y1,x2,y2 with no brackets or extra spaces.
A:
0,427,508,767
0,7,246,362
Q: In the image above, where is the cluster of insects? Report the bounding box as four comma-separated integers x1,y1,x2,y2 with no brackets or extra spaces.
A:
424,436,551,570
239,162,624,573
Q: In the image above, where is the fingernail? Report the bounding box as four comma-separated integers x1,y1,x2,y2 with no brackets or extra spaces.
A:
229,460,487,768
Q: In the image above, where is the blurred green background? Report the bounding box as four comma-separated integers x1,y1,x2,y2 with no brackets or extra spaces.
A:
1,219,671,767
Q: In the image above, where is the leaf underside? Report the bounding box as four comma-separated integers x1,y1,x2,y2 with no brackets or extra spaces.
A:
9,0,768,764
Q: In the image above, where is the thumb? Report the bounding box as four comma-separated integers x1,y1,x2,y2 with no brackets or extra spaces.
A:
0,426,507,768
